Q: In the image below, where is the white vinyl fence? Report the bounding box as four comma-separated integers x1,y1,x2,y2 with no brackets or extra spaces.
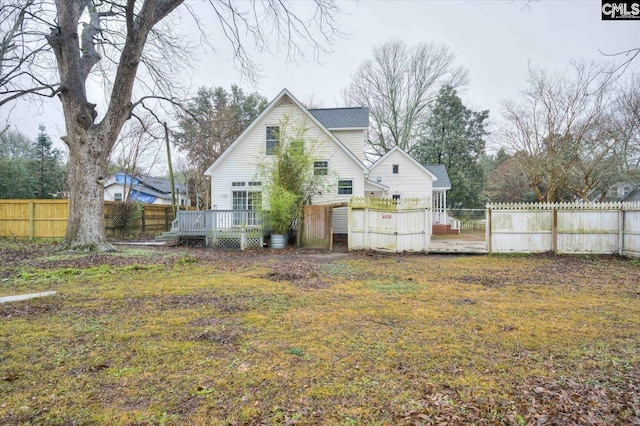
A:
349,197,431,252
487,202,640,257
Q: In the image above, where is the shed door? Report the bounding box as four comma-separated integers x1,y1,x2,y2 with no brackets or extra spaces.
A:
302,205,332,250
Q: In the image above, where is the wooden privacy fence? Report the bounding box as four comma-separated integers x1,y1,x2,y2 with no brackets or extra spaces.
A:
487,202,640,257
0,199,177,239
349,197,431,252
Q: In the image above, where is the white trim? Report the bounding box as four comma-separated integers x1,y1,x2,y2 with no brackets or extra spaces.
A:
365,179,389,190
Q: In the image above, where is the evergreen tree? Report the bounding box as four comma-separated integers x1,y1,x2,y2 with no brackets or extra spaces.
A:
0,130,37,198
414,85,489,208
33,124,66,198
174,85,268,208
0,127,66,199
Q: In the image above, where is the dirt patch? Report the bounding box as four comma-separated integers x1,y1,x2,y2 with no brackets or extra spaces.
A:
262,259,330,289
458,275,507,287
0,299,61,318
154,293,251,313
190,328,242,345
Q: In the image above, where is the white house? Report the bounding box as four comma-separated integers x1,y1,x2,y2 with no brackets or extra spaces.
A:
204,89,450,234
104,171,191,207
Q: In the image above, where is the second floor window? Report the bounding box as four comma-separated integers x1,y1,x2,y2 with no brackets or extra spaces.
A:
314,161,328,176
392,164,399,174
290,139,304,155
266,126,279,155
338,179,353,195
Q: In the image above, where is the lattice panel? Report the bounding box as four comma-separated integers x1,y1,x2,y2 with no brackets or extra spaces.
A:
245,235,263,249
207,232,263,250
213,237,241,250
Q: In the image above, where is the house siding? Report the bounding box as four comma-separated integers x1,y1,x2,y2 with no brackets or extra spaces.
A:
210,97,365,210
368,150,433,199
332,207,348,234
330,130,367,164
104,183,125,202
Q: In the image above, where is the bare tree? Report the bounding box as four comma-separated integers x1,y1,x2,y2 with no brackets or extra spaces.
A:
0,1,58,109
590,74,640,200
4,0,343,251
342,40,468,159
501,61,622,202
110,116,164,202
484,154,533,203
615,75,640,171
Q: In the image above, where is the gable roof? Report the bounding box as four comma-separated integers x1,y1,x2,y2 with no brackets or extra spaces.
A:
618,184,640,202
308,107,369,129
369,146,438,181
423,164,451,190
205,89,368,175
110,171,186,195
137,174,187,194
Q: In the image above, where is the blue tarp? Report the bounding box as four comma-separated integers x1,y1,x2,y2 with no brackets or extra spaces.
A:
129,190,158,204
113,173,141,186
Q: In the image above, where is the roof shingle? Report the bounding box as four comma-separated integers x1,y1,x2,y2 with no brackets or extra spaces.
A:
308,107,369,129
423,164,451,189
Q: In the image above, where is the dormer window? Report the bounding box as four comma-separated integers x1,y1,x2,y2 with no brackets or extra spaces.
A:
266,126,279,155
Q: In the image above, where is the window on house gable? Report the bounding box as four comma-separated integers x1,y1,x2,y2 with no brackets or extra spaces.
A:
338,179,353,195
114,192,122,202
290,139,304,155
392,164,399,174
314,161,328,176
266,126,279,155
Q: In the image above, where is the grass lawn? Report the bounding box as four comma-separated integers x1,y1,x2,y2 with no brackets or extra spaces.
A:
1,241,639,425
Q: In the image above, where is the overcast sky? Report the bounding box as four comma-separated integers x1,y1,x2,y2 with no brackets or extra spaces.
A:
5,0,639,155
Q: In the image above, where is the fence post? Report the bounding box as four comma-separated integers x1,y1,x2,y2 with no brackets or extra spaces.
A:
486,208,492,253
364,206,369,250
619,208,624,256
423,208,429,252
141,205,146,234
552,209,558,254
29,201,35,240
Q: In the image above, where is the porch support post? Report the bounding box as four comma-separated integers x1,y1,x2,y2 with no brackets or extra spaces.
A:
443,191,447,224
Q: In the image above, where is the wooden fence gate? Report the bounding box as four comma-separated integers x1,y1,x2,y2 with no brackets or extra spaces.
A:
302,205,333,250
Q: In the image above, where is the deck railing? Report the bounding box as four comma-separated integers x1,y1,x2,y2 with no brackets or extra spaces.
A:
176,210,264,249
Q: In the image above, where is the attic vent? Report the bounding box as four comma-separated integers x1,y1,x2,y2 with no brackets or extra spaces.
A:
278,96,293,106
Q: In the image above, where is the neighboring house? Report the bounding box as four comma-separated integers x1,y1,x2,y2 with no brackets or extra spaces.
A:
104,171,191,206
590,182,640,202
204,89,450,234
367,146,437,199
623,186,640,202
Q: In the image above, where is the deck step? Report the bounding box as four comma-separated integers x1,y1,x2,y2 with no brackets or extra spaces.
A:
155,231,179,242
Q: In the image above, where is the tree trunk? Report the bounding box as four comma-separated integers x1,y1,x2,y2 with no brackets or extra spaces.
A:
63,131,113,251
